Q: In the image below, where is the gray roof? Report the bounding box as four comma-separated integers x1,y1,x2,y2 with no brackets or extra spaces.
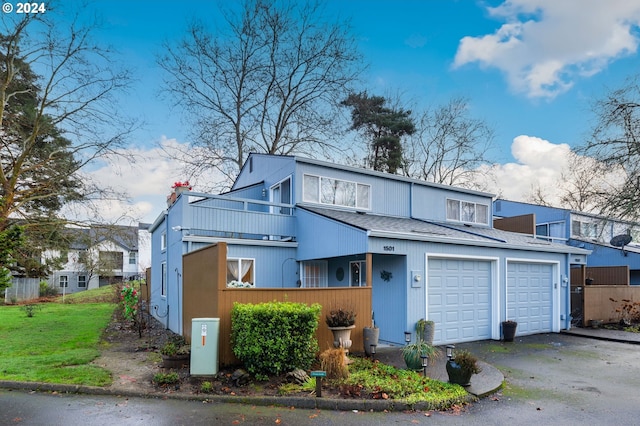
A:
301,206,590,255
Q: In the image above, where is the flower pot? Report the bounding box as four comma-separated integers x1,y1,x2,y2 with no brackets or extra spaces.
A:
446,359,473,386
363,326,379,356
502,321,518,342
328,325,355,350
421,322,435,345
403,348,425,371
162,353,190,369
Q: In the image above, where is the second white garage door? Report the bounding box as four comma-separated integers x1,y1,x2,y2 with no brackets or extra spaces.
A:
428,258,492,345
507,262,554,335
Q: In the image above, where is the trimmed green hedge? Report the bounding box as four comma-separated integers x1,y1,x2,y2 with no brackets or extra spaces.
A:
231,301,321,380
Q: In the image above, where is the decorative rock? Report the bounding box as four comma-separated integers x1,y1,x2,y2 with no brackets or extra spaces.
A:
231,369,251,386
286,368,310,385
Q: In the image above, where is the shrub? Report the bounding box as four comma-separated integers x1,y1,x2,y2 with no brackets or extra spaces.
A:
153,372,179,386
39,281,58,297
319,348,349,380
231,301,321,380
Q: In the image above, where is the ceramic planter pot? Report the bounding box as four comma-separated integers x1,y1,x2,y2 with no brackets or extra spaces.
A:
363,327,379,356
502,321,518,342
328,325,355,350
446,359,473,386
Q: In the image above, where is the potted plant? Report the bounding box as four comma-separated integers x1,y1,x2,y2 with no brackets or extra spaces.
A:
402,340,440,371
160,336,191,369
363,311,379,356
326,307,356,350
501,320,518,342
446,349,482,386
416,319,435,345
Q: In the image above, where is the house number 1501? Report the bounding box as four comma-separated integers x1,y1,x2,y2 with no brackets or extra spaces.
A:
383,246,395,252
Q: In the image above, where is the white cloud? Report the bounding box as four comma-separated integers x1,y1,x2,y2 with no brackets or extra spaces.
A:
453,0,640,99
480,135,571,202
65,136,224,225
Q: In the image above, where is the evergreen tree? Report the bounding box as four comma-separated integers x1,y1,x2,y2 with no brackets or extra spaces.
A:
341,92,415,174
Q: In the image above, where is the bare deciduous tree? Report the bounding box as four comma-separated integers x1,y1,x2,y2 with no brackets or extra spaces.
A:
1,12,135,273
579,75,640,220
404,97,495,190
159,0,363,190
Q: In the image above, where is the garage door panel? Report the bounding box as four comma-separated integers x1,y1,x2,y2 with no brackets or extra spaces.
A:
429,259,491,345
507,262,553,336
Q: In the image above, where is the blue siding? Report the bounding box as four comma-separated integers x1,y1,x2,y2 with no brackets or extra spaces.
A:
413,185,493,225
226,245,298,288
233,154,295,191
296,209,367,260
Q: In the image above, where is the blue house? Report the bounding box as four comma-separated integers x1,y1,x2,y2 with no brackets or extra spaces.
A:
494,200,640,285
149,154,588,345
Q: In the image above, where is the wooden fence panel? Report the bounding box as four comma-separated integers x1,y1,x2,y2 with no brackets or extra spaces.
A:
583,286,640,324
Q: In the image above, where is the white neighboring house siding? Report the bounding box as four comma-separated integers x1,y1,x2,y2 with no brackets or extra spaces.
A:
44,236,142,294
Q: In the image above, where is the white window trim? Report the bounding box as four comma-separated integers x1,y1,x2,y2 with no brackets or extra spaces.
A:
349,260,366,287
302,173,371,210
446,198,490,225
59,275,69,288
161,262,167,297
226,257,256,286
161,232,167,251
78,275,87,288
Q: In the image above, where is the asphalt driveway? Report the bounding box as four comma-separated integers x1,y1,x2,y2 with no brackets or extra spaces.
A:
2,332,640,425
433,332,640,425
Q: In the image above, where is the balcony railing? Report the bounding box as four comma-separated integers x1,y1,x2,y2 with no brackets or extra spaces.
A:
181,193,296,241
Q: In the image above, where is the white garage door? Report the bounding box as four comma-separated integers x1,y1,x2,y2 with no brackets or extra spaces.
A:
507,262,553,335
428,258,491,344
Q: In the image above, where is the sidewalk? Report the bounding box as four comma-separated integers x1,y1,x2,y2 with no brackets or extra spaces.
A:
562,326,640,344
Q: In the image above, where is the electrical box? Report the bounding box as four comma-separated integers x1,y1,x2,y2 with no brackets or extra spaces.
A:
190,318,220,376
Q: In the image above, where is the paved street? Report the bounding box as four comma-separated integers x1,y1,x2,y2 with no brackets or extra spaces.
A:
2,333,640,425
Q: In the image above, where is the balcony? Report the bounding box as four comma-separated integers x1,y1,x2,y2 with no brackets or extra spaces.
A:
176,193,296,242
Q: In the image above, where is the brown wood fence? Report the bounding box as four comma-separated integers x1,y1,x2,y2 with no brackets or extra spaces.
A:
583,286,640,324
182,243,372,366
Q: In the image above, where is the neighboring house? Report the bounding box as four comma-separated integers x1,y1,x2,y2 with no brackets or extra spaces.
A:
494,200,640,285
45,224,150,294
149,154,589,345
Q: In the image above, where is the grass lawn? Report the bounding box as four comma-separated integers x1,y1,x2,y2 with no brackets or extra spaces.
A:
0,302,116,386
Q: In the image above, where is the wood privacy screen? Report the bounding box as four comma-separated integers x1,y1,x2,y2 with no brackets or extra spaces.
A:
182,243,372,366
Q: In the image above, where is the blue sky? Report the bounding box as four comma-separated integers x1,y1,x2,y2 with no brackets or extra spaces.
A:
46,0,640,226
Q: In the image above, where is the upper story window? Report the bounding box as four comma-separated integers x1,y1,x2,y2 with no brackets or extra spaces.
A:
536,221,566,242
572,219,598,239
446,199,489,225
303,174,370,209
161,232,167,250
99,251,123,270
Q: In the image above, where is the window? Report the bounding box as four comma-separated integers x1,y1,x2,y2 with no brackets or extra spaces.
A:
572,220,598,239
161,232,167,250
129,251,137,265
303,174,370,209
227,258,255,285
301,261,328,288
536,221,565,242
78,250,88,264
446,199,489,225
59,275,68,287
350,261,367,287
99,251,123,269
161,262,167,296
271,177,292,215
78,275,87,288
